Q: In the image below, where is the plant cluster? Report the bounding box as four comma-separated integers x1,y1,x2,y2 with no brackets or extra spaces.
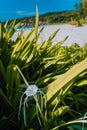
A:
0,9,87,130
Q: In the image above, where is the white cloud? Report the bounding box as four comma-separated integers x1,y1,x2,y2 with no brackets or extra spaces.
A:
16,10,35,16
16,10,26,15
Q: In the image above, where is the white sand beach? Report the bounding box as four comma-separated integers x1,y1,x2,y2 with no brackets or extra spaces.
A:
12,24,87,47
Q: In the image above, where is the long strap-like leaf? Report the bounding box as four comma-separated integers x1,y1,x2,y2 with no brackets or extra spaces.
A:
0,88,13,109
46,58,87,105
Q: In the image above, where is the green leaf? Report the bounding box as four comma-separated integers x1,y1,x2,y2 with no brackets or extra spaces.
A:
52,117,87,130
75,79,87,87
35,6,39,39
0,88,12,109
5,20,16,41
6,64,20,99
53,106,70,117
0,59,6,80
0,22,3,41
46,58,87,106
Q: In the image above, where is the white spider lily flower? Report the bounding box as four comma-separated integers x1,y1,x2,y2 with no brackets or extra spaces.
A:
18,84,47,127
17,66,47,127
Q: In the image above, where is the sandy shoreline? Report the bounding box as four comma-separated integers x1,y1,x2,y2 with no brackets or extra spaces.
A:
12,24,87,47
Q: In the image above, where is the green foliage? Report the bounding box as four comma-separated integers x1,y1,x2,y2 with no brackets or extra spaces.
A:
0,9,87,130
6,9,86,26
82,0,87,15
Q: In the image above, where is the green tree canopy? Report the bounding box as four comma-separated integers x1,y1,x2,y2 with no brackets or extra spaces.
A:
82,0,87,15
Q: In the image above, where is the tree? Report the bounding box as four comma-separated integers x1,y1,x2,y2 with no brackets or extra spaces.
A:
74,2,83,18
74,2,82,10
82,0,87,16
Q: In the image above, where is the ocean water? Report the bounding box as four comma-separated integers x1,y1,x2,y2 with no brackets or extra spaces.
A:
16,25,34,32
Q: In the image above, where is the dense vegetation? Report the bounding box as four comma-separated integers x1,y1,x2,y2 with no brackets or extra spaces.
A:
40,10,82,24
42,0,87,25
5,9,87,26
0,8,87,130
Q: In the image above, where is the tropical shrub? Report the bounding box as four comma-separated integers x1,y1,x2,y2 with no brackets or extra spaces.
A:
0,8,87,130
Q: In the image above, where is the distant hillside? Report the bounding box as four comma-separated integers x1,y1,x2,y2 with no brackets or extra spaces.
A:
39,10,81,24
6,10,86,26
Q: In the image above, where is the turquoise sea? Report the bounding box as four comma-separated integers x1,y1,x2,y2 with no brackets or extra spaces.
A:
16,25,34,32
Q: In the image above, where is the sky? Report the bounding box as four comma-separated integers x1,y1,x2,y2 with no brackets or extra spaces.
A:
0,0,82,22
